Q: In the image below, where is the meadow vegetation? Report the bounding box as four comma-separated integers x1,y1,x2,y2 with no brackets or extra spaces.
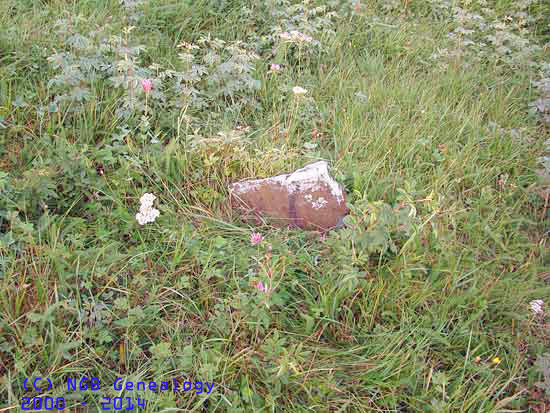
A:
0,0,549,411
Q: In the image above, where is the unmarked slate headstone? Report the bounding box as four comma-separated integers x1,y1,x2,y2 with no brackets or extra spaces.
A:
229,161,348,231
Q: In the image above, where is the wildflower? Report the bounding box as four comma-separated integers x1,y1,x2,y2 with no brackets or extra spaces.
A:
256,281,267,292
491,357,501,365
530,299,544,315
250,232,263,246
136,208,160,225
269,63,282,73
140,193,156,207
141,79,153,94
136,192,160,225
292,86,307,95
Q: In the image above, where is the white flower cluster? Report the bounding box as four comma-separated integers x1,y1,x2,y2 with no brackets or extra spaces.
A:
292,86,308,95
136,193,160,225
530,299,544,315
279,30,313,44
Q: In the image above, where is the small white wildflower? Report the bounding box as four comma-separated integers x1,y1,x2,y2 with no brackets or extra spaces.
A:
140,193,156,207
136,207,160,225
136,211,147,226
292,86,307,95
136,193,160,225
530,299,544,315
269,63,282,73
136,212,147,225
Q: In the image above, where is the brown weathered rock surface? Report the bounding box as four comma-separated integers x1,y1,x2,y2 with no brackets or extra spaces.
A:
229,161,348,231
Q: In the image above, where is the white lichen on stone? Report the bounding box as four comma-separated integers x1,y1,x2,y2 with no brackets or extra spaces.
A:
311,197,328,209
231,180,261,193
304,193,327,209
230,161,344,204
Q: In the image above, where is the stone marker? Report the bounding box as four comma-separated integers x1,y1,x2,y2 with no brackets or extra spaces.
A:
229,161,348,231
